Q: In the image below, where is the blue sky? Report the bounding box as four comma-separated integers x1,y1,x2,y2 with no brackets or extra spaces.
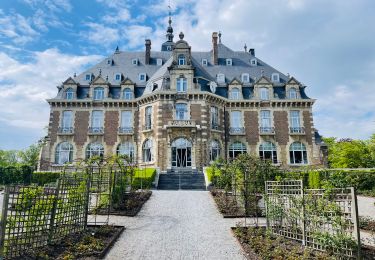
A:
0,0,375,150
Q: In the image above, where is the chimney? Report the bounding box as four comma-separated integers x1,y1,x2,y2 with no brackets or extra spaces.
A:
212,32,218,65
145,39,151,65
249,48,255,56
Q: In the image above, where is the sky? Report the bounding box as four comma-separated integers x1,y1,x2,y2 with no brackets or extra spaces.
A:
0,0,374,150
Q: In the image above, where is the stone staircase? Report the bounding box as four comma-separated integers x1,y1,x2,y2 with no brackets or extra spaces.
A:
157,169,206,190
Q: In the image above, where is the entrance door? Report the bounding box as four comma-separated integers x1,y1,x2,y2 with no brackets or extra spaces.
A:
171,138,192,168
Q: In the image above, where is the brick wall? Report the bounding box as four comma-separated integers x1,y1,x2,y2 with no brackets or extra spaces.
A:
74,111,89,145
244,111,259,145
104,111,119,146
49,111,60,147
303,111,313,145
274,111,289,145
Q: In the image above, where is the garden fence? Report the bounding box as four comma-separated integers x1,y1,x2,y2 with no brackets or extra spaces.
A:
265,180,361,258
0,173,90,258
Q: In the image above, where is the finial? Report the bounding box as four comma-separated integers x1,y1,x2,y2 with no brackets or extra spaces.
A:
99,69,102,76
73,72,76,78
115,45,119,53
218,31,222,43
179,31,184,40
244,44,247,52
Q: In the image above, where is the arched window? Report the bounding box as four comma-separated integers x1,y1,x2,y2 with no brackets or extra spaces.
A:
289,142,308,164
259,142,278,164
176,77,187,92
65,88,74,100
117,142,135,161
210,140,221,161
229,142,247,159
123,88,133,100
93,87,104,100
86,143,104,159
259,87,269,100
288,87,297,99
178,54,186,65
230,87,240,100
143,139,153,162
55,142,73,165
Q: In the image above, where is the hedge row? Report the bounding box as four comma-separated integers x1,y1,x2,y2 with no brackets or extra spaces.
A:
132,168,156,189
0,165,33,185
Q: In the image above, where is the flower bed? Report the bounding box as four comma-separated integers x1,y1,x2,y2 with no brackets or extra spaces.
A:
16,225,124,260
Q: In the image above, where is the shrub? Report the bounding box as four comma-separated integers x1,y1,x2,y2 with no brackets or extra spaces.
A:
0,165,33,185
32,171,60,185
132,168,156,190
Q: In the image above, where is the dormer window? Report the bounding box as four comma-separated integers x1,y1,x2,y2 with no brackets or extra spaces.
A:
259,87,269,100
241,73,250,83
85,74,91,81
226,59,232,66
139,73,146,82
271,73,280,83
123,88,133,100
202,59,208,66
114,73,121,81
177,77,187,92
250,58,257,66
167,46,172,51
216,73,225,83
107,59,113,65
132,58,138,65
93,87,105,100
178,54,186,65
157,58,163,66
65,88,74,100
229,87,240,100
288,87,297,99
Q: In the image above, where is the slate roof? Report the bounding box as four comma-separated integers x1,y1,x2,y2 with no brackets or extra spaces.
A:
65,42,311,100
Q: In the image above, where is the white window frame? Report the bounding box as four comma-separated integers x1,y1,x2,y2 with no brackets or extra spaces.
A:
290,110,301,128
230,111,242,128
132,58,138,65
55,142,73,165
226,58,232,66
229,142,247,159
210,106,219,129
117,142,135,162
216,73,225,83
139,73,146,82
259,87,269,100
114,73,121,81
259,142,278,164
143,139,153,162
62,110,73,129
121,110,132,128
260,110,271,128
93,87,105,100
91,110,103,129
123,88,133,100
145,106,152,129
177,77,187,92
157,58,163,66
271,73,280,83
85,74,91,81
289,142,308,164
86,143,104,159
288,87,298,99
201,59,208,66
230,87,240,100
175,103,188,120
210,140,221,162
241,73,250,83
250,58,257,66
178,54,186,65
65,88,74,100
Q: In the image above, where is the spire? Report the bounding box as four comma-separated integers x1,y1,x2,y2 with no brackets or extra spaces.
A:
166,4,174,42
218,31,222,43
244,43,247,52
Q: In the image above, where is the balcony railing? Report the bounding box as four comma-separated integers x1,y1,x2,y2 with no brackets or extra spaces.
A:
289,127,305,134
88,127,104,134
118,127,134,134
143,124,152,131
167,120,196,128
58,127,73,134
229,127,245,135
259,127,275,134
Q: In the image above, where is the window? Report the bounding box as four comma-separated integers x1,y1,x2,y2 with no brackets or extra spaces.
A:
216,73,225,83
139,73,146,82
178,54,186,65
93,87,104,100
210,106,219,129
226,58,232,66
145,106,152,129
91,110,103,132
230,87,240,100
230,110,243,134
55,142,73,165
259,87,269,100
210,140,220,161
241,73,250,83
65,88,74,100
117,142,135,162
167,46,172,51
177,77,187,92
175,103,188,120
260,110,272,132
202,59,208,66
229,142,247,159
142,139,153,162
288,87,297,99
250,58,257,66
107,59,112,65
61,111,73,132
86,143,104,159
289,142,308,164
120,110,132,129
271,73,280,83
259,142,277,164
290,110,301,131
85,74,91,81
123,88,133,100
115,73,121,81
157,58,163,66
132,58,138,65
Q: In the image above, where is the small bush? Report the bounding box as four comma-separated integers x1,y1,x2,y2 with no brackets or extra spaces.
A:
132,168,156,189
32,171,60,185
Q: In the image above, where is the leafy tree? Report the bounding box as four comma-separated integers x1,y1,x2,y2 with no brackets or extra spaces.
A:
17,143,42,169
0,150,19,166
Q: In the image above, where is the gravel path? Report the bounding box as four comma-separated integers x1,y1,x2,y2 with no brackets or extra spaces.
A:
358,195,375,218
104,190,247,260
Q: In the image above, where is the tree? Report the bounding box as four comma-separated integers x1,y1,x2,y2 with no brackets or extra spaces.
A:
0,150,19,166
17,143,42,168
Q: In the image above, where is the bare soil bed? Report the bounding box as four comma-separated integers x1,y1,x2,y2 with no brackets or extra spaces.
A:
15,225,124,260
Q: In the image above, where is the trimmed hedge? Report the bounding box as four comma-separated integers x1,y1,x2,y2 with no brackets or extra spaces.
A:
0,165,33,185
132,168,156,189
32,171,61,185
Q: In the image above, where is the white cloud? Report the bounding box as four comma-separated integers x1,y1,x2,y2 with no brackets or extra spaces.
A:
96,0,131,8
22,0,72,12
84,22,120,46
102,9,131,24
122,25,153,48
0,49,102,138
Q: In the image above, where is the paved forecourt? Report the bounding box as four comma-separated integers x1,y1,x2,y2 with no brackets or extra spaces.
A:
104,190,246,260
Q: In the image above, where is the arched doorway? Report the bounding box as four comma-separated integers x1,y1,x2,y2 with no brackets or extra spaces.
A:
171,138,192,168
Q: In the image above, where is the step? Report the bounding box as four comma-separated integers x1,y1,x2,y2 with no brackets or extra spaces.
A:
157,172,206,190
